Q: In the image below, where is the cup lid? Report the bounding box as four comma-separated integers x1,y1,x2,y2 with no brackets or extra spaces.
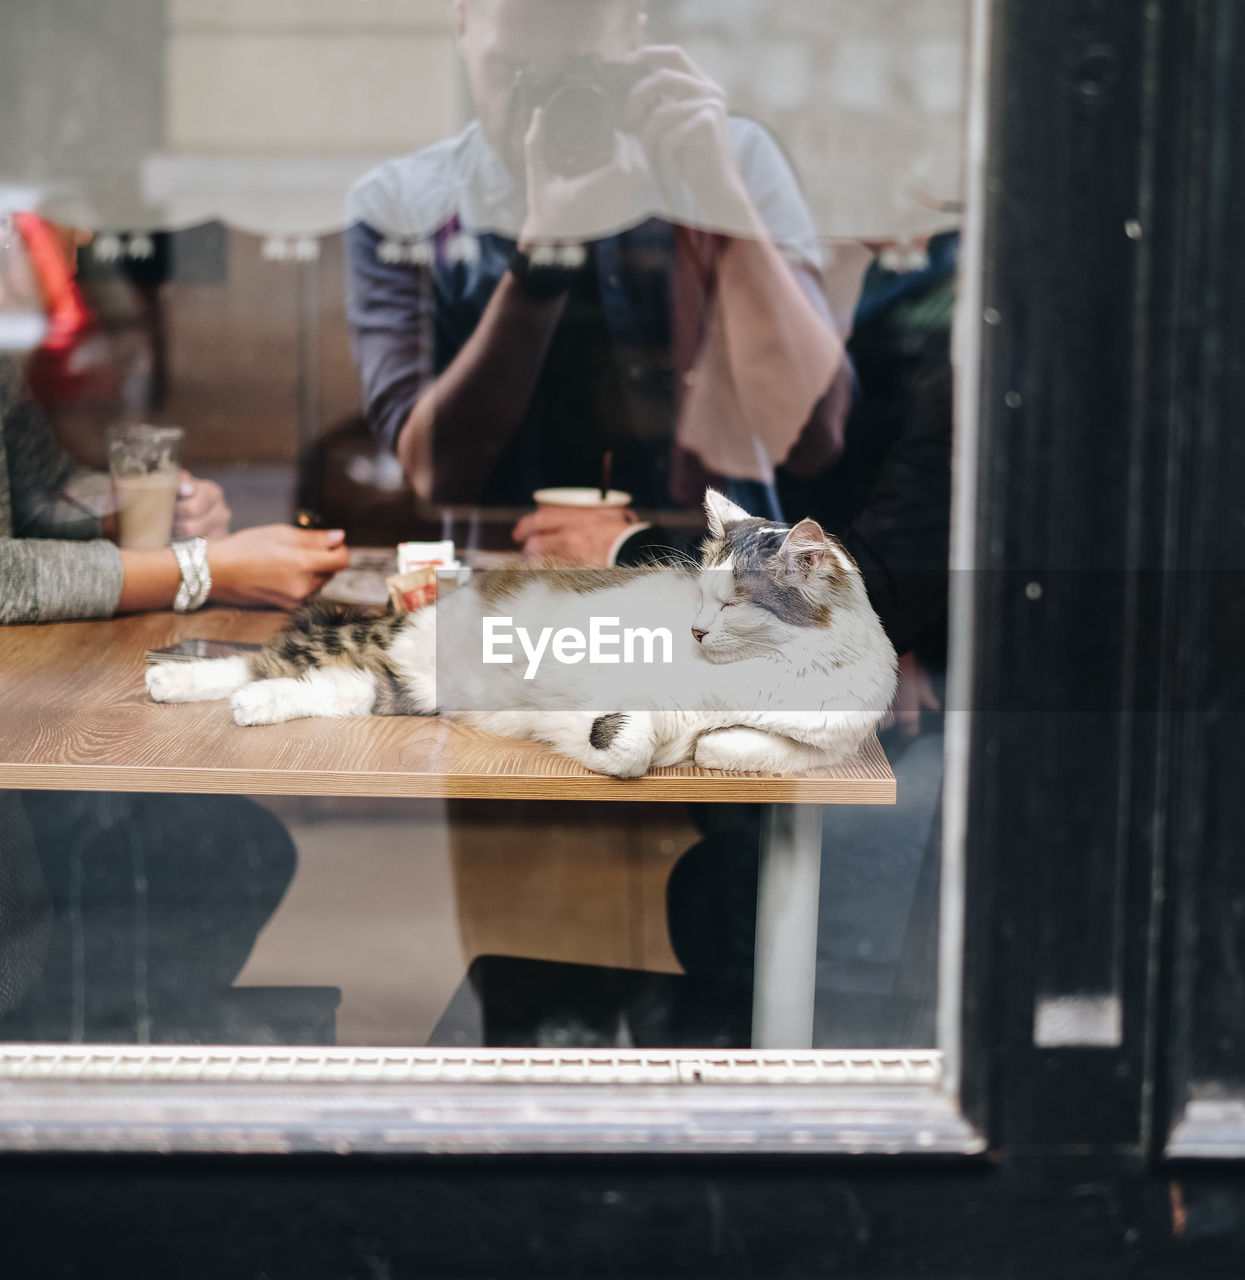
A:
532,487,632,509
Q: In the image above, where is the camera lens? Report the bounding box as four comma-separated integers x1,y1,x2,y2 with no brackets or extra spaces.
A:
545,82,614,173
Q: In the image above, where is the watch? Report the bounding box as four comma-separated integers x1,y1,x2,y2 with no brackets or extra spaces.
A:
508,244,585,299
171,536,212,612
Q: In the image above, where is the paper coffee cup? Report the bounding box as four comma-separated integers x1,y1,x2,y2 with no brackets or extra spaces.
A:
532,486,632,510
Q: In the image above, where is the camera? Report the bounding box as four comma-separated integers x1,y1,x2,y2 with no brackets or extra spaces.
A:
515,55,645,177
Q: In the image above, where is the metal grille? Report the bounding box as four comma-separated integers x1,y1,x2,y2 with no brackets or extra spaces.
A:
0,1045,942,1087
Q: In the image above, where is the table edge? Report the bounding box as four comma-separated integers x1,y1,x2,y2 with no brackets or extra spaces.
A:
0,764,897,804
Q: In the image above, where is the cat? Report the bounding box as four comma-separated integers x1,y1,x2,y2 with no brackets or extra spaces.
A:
146,491,898,778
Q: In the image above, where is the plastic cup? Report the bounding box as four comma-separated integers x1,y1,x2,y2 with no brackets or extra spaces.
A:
108,425,183,549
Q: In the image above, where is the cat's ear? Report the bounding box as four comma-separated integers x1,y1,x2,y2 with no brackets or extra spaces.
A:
704,489,750,537
779,518,827,576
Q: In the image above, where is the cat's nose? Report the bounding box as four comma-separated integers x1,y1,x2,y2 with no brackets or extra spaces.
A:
691,628,708,644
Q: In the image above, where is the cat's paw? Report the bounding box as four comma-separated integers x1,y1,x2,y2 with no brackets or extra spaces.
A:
582,712,656,779
230,682,288,727
693,727,826,774
693,730,743,772
146,663,195,703
693,727,778,773
146,656,249,704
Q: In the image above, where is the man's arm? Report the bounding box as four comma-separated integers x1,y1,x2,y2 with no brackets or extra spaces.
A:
347,221,570,505
625,53,850,476
713,229,850,474
395,270,567,503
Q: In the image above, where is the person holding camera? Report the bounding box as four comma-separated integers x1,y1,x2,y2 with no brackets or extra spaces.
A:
346,0,851,564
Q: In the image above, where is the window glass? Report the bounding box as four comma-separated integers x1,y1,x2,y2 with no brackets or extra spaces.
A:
1182,317,1245,1105
1163,5,1245,1132
0,0,969,1077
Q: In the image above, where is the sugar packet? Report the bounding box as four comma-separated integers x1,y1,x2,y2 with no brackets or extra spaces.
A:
387,541,461,613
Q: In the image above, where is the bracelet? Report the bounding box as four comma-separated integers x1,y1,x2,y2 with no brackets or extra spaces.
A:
171,537,212,613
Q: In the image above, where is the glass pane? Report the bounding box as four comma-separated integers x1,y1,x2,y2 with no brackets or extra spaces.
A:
1162,0,1245,1140
0,0,969,1075
1183,319,1245,1105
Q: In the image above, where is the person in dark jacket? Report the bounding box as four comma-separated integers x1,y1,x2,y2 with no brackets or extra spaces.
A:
663,234,957,1047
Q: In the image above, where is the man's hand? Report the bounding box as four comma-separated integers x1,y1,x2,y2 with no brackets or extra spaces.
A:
512,506,635,566
519,107,647,247
623,46,752,228
173,471,231,540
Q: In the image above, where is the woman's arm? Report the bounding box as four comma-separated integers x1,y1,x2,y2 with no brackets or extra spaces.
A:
2,393,107,543
0,536,126,624
1,527,354,625
114,548,181,613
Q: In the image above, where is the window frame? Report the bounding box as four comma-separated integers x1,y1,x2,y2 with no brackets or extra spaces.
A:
4,0,1240,1169
1153,0,1245,1162
0,1,995,1157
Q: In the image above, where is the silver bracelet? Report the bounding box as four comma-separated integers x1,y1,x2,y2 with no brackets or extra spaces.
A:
171,537,212,612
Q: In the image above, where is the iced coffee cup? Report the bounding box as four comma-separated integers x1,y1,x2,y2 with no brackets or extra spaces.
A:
108,425,183,550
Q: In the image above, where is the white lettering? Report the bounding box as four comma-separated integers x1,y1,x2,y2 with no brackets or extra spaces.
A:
482,616,675,676
589,617,620,664
482,617,513,664
552,627,585,665
625,627,674,665
517,626,553,680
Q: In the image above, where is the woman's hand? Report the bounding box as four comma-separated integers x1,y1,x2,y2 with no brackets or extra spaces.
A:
207,526,351,610
173,471,231,540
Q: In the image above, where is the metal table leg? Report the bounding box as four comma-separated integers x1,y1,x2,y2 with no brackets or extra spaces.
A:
752,804,823,1049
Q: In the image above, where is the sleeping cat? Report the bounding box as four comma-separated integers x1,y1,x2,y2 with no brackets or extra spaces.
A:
146,491,898,778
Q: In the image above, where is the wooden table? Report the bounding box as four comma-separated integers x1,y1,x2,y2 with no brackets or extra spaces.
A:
0,611,896,1047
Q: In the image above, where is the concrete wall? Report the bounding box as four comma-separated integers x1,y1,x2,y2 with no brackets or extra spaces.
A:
656,0,969,240
165,0,459,156
4,1,966,239
0,0,165,223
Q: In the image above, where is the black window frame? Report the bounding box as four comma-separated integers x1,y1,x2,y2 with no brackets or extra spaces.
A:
4,0,1245,1270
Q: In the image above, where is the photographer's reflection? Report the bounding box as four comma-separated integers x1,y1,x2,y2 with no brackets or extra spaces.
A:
347,0,850,564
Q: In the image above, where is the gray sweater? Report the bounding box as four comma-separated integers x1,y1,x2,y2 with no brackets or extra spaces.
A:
0,356,106,1013
0,355,124,624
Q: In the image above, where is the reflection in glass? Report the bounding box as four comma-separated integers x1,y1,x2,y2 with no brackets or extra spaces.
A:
0,0,965,1060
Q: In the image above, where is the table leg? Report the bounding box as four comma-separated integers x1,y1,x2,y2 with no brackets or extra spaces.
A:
752,804,823,1049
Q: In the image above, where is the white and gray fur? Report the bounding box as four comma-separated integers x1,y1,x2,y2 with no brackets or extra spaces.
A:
147,491,898,778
